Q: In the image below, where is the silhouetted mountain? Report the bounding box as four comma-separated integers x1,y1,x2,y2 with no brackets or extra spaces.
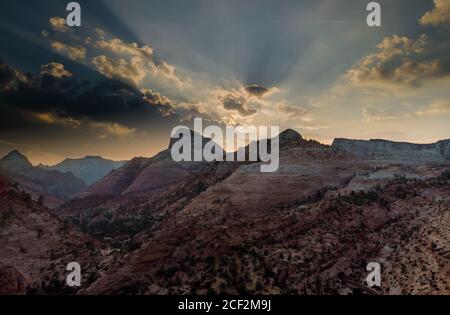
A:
41,156,125,186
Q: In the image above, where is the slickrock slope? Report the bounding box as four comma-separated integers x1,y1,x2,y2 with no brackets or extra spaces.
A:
83,167,450,295
332,138,450,165
176,132,363,217
0,175,100,294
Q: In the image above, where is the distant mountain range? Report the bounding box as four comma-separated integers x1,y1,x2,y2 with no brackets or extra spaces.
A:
40,156,125,185
0,150,124,207
0,150,86,207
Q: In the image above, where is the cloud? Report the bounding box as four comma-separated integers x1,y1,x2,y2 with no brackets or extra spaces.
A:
244,84,270,98
91,55,147,86
420,0,450,27
211,87,259,117
89,34,186,89
50,41,86,61
26,112,81,128
43,20,187,92
343,0,450,91
0,58,22,90
154,61,186,89
141,88,176,116
0,58,189,163
90,122,136,138
49,17,70,33
23,110,136,142
277,103,309,119
40,63,73,78
0,59,181,131
345,33,450,88
93,38,154,59
222,94,257,117
94,28,107,39
363,106,411,122
416,99,450,116
345,34,449,88
295,120,332,131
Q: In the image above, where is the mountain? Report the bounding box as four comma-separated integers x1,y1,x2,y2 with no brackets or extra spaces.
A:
5,130,449,295
0,175,100,294
42,156,125,186
74,130,450,295
332,138,450,165
76,130,215,199
0,150,86,207
0,150,33,173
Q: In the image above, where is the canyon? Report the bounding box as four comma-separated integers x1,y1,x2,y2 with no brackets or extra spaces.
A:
0,130,449,295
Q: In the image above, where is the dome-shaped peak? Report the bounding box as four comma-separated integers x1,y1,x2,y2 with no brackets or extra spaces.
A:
279,129,304,147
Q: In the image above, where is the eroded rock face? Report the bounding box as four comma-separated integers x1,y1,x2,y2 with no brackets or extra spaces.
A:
0,175,100,294
332,138,450,164
436,139,450,160
82,165,450,295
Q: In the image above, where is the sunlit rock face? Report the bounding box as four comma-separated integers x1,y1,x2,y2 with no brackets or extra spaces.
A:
332,138,450,165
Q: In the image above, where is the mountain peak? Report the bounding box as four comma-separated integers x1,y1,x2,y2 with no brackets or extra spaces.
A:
280,129,303,140
4,149,27,159
279,129,305,147
0,150,33,172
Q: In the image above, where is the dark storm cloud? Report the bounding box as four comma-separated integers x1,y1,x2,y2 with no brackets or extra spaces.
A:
244,84,270,98
222,94,257,117
0,59,181,131
0,58,16,89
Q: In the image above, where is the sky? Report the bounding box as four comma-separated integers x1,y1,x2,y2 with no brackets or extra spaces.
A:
0,0,449,164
